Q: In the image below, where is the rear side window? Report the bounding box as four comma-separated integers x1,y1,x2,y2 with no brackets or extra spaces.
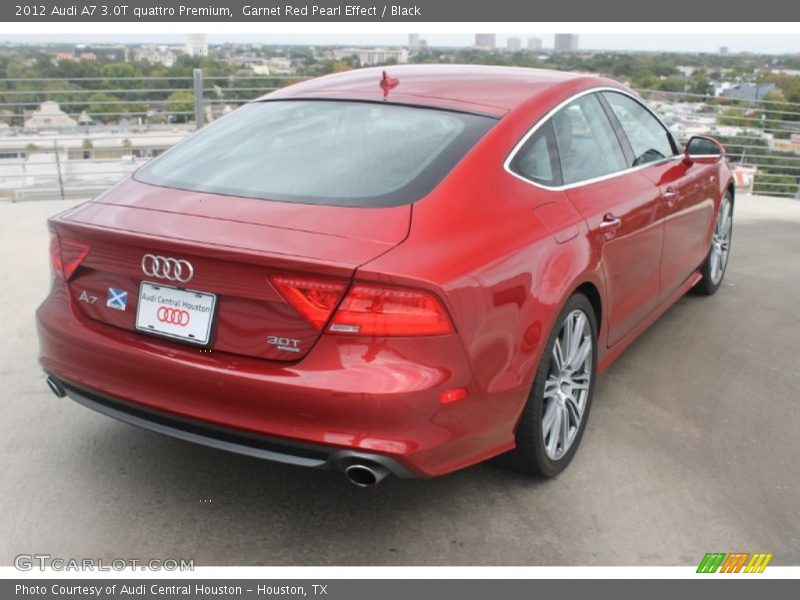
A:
135,100,495,207
552,94,628,185
602,92,677,167
509,120,561,187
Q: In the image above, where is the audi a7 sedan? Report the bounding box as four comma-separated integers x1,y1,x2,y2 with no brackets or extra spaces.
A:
37,65,733,485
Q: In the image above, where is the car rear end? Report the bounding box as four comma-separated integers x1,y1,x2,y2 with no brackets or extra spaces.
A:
36,98,501,481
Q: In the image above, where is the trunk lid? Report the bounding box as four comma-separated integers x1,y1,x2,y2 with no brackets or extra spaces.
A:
52,178,410,361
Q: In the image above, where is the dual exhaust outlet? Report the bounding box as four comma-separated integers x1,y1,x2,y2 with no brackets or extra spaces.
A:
45,375,392,487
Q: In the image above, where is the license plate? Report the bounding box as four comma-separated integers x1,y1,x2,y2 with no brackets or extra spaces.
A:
135,282,216,346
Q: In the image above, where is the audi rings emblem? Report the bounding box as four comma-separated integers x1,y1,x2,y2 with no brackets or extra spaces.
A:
157,306,190,327
141,254,194,283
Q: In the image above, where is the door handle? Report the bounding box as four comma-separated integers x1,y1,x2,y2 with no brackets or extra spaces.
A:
663,186,680,208
598,213,622,234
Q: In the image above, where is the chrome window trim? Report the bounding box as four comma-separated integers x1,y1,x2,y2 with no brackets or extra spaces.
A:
504,86,681,192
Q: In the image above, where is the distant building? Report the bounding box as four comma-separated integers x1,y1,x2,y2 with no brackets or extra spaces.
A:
333,48,409,67
91,45,126,61
52,52,76,65
527,37,543,50
771,68,800,77
132,45,176,68
409,34,420,52
24,102,77,130
773,137,800,153
554,34,579,53
267,57,294,75
185,34,208,57
721,82,776,101
250,57,295,76
720,46,729,55
475,34,496,50
507,37,521,52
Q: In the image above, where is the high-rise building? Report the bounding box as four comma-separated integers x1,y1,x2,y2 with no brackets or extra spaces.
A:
720,46,729,55
409,34,420,52
184,34,208,57
475,34,496,50
507,37,522,52
527,37,543,50
554,34,579,53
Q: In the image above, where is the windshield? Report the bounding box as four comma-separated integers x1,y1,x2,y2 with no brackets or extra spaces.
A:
134,100,496,207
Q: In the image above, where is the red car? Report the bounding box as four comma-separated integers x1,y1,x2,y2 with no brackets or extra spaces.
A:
37,66,733,485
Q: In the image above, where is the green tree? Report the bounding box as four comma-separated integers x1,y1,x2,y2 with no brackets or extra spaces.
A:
165,90,195,123
87,92,146,123
718,107,750,127
753,173,798,197
656,77,687,93
687,71,712,96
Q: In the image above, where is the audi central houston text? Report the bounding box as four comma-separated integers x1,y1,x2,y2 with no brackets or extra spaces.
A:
36,66,733,484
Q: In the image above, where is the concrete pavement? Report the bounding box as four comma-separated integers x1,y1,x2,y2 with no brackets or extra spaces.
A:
1,194,798,566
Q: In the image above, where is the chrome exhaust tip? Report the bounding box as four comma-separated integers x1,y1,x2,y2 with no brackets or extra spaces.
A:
344,463,390,487
45,375,66,398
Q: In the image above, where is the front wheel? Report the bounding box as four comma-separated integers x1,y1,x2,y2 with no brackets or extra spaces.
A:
695,192,733,296
505,293,598,477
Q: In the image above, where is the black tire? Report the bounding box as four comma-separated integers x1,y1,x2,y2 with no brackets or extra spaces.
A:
503,293,598,477
694,191,733,296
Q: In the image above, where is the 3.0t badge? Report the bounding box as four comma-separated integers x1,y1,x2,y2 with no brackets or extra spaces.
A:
267,335,301,353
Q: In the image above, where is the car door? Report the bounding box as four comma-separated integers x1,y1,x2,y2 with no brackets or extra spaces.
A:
600,91,716,303
550,93,665,347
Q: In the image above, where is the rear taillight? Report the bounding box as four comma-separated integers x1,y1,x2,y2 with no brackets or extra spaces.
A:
269,275,348,330
270,274,455,337
49,233,90,280
328,284,454,336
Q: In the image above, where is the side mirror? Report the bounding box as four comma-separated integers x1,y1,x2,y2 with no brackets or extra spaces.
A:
684,136,725,164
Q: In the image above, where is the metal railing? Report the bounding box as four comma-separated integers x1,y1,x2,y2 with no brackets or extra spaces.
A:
637,89,800,198
0,71,305,201
1,71,799,200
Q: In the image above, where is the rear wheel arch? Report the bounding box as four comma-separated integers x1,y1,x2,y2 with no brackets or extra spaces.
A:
573,281,602,332
501,291,599,476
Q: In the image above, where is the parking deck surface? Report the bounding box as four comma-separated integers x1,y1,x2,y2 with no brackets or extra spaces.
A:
1,194,798,565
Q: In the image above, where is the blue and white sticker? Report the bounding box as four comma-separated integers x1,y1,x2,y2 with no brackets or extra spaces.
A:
106,288,128,311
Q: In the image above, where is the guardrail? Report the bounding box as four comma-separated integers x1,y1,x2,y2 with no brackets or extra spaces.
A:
637,89,800,198
0,70,305,201
1,71,799,200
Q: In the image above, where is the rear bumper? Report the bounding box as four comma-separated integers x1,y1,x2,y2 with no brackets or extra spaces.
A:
36,282,522,477
52,376,415,478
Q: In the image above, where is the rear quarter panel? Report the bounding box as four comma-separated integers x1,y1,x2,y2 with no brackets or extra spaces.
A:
357,80,613,429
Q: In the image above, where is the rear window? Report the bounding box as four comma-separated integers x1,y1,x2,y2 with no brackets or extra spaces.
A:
135,100,496,207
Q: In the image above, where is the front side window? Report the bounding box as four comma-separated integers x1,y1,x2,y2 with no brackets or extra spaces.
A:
602,92,677,167
551,94,628,185
135,100,495,207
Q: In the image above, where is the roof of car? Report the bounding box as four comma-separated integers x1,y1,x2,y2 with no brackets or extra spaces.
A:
262,65,605,116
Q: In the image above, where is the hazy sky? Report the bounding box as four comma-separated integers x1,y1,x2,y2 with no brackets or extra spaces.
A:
3,34,800,54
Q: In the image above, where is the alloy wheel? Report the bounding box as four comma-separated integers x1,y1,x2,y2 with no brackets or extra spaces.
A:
542,309,593,460
709,198,732,285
